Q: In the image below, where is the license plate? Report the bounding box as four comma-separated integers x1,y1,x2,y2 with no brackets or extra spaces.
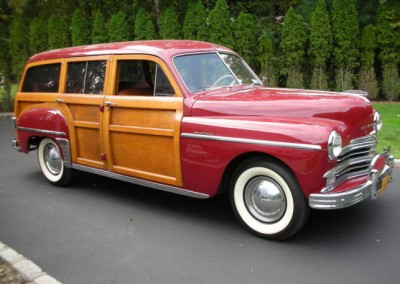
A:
379,175,391,196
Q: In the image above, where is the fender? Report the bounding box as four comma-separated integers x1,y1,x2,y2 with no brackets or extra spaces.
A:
16,107,70,157
180,116,345,197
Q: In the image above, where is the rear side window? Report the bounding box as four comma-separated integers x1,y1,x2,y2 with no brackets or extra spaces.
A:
66,60,106,94
22,63,61,93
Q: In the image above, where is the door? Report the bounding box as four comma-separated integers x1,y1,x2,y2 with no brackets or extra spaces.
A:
103,55,183,186
58,56,110,169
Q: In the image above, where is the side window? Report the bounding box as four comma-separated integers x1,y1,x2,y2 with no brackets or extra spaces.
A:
66,60,106,94
22,63,61,93
116,60,174,97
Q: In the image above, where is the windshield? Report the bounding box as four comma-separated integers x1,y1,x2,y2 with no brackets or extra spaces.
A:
174,52,261,93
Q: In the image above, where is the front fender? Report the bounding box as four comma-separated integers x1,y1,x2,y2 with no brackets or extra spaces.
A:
180,116,345,197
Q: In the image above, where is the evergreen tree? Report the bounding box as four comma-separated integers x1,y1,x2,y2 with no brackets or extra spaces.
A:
134,7,148,40
108,11,129,42
29,17,48,55
308,0,331,90
208,0,234,48
92,11,107,44
376,2,400,100
358,24,379,99
159,6,182,39
183,1,208,41
331,0,359,91
279,7,306,88
71,8,91,46
257,31,277,87
233,12,257,67
9,12,28,80
144,19,158,40
48,15,71,49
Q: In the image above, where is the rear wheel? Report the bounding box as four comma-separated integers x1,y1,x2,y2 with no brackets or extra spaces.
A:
38,138,72,186
230,158,309,240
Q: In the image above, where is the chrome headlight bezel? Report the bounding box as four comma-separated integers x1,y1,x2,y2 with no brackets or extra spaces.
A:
373,111,383,133
328,131,342,160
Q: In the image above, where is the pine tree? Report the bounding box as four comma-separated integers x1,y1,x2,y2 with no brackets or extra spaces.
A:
48,15,71,49
71,8,91,46
376,2,400,100
308,0,331,90
331,0,359,91
9,12,28,80
358,24,379,99
159,6,182,39
208,0,233,48
108,11,129,42
92,11,107,44
279,7,306,88
233,12,257,67
257,31,277,87
183,1,208,41
134,7,148,40
29,17,48,55
144,19,158,40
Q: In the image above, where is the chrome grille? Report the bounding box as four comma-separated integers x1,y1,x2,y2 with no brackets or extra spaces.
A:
322,135,376,192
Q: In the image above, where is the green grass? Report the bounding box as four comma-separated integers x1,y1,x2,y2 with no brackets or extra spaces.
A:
372,102,400,158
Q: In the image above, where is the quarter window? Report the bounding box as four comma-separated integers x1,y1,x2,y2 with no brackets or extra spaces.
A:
66,60,106,94
22,63,61,93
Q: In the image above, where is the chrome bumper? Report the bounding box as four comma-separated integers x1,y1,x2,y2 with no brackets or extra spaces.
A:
309,149,394,209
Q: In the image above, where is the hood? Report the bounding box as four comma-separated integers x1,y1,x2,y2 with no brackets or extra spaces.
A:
190,86,375,141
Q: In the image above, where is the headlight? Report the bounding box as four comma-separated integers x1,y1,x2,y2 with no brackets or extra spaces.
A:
328,131,342,160
373,111,383,133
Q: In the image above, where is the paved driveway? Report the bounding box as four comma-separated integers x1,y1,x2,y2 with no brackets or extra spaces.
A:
1,116,400,284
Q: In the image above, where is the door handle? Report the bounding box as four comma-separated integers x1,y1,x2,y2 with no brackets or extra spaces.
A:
104,101,116,107
55,99,64,103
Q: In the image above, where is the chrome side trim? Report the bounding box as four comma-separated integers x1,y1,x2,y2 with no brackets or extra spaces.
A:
71,163,210,199
17,126,66,137
181,133,322,151
56,138,72,168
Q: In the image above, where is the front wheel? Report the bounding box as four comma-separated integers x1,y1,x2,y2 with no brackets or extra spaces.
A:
230,158,309,240
38,138,73,186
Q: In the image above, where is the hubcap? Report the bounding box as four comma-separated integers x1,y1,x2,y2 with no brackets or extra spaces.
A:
244,176,286,223
44,144,62,175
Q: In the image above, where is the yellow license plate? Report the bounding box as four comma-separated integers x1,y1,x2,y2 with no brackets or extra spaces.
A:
379,175,391,196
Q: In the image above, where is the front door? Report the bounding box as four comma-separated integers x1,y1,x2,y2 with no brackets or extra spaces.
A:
58,56,110,169
103,55,183,186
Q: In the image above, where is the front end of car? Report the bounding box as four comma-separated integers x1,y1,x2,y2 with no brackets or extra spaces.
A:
309,111,394,209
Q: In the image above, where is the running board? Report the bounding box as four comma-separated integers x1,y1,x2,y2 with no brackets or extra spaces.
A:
72,163,210,199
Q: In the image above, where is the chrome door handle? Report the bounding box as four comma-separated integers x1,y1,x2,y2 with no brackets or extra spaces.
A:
55,99,64,103
104,101,116,107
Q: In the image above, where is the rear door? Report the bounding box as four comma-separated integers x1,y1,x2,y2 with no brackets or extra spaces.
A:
103,55,183,186
58,56,110,169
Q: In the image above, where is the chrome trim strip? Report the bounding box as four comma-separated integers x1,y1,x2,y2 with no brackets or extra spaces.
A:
56,138,72,168
17,126,66,137
71,163,210,199
181,133,322,150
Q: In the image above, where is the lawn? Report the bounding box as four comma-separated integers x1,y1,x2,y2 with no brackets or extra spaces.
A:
372,102,400,158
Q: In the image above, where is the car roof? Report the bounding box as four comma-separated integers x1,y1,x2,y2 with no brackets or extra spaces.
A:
27,40,233,63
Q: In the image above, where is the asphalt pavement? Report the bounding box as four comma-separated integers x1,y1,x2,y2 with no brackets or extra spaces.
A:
1,115,400,284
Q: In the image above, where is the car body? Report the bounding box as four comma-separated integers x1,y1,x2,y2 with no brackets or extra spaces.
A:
13,40,394,239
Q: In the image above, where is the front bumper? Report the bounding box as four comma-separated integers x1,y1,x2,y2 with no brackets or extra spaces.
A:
309,149,394,209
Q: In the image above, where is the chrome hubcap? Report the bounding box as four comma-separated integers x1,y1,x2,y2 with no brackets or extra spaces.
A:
244,176,286,223
44,144,62,175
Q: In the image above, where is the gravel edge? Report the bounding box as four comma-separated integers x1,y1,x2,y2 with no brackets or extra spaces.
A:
0,242,61,284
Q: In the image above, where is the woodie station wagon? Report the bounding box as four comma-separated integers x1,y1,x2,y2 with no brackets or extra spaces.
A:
13,40,394,240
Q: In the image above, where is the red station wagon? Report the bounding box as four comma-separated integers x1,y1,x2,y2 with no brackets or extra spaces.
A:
13,40,394,240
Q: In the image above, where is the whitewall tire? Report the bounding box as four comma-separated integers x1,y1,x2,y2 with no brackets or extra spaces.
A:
38,138,72,186
230,158,309,240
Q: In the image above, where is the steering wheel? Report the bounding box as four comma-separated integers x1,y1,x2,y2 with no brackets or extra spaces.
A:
211,74,236,88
